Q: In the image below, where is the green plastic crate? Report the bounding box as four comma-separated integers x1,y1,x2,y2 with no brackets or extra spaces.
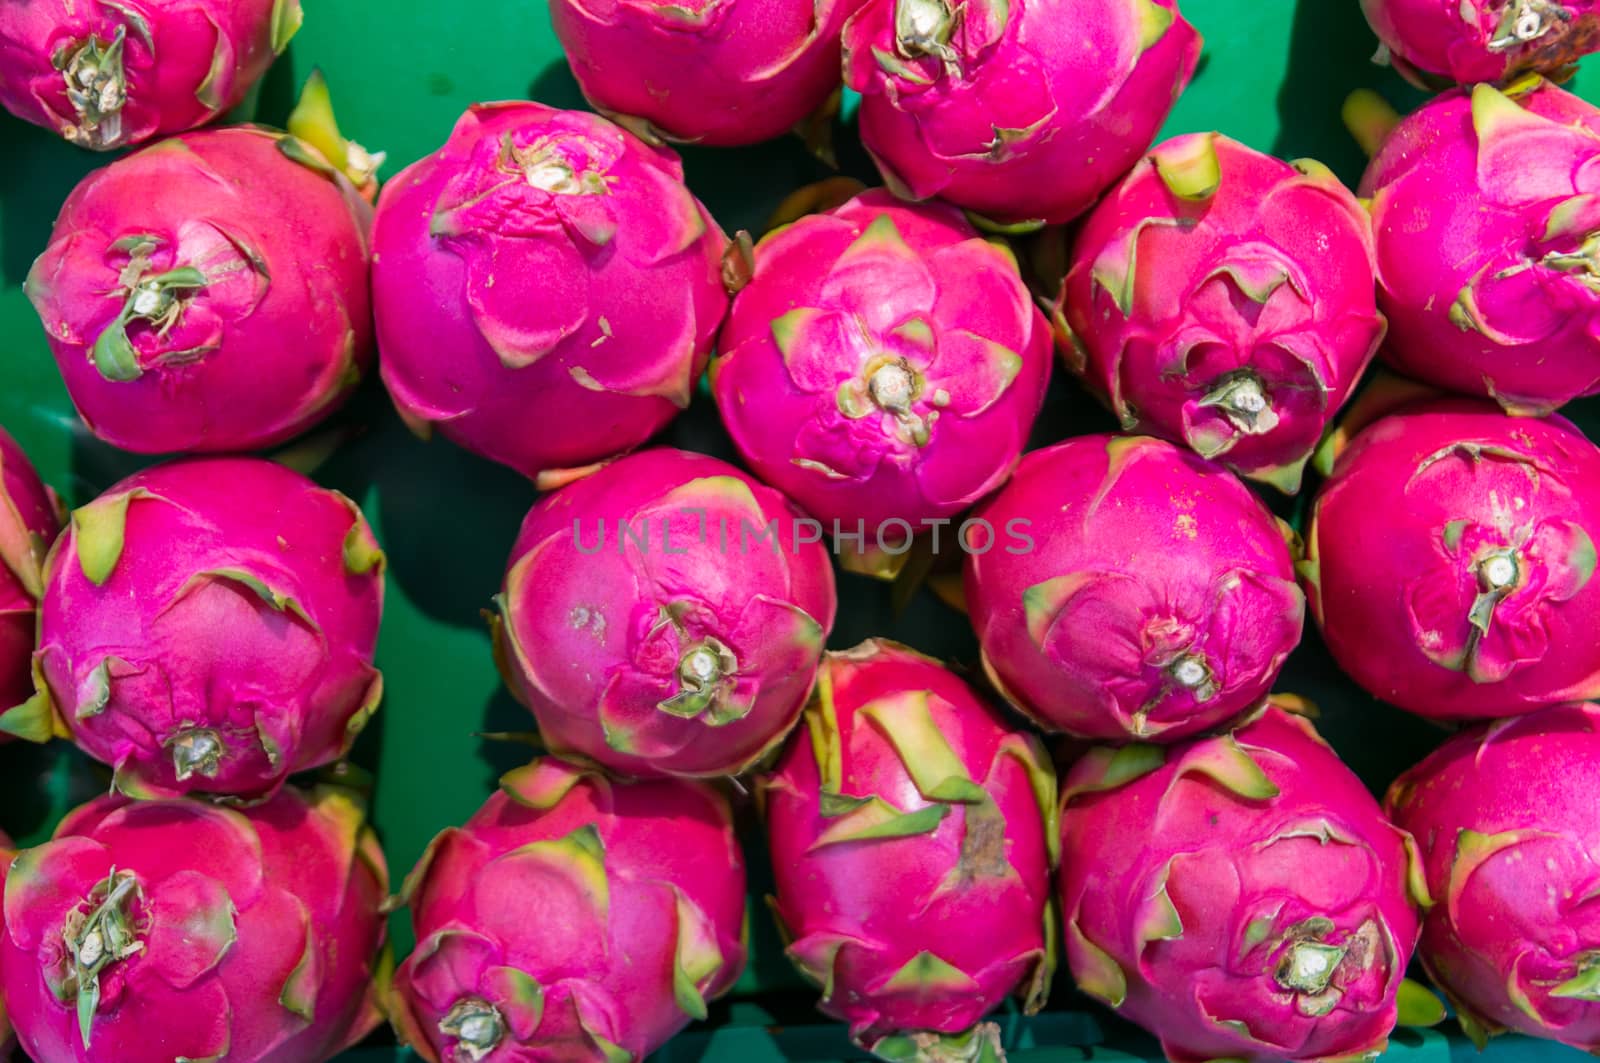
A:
1,0,1596,1059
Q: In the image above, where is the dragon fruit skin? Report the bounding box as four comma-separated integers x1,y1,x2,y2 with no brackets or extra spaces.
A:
0,429,62,721
391,757,747,1062
1061,703,1430,1063
964,434,1305,742
1386,702,1600,1049
1359,79,1600,415
0,784,389,1063
549,0,866,147
1361,0,1600,89
841,0,1201,228
762,639,1057,1059
0,0,300,151
0,828,12,1056
373,102,728,485
1302,399,1600,719
496,447,836,779
25,125,373,455
1058,133,1385,493
0,457,385,798
712,190,1052,545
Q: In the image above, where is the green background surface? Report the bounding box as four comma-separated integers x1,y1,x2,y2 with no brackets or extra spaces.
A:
0,0,1596,1059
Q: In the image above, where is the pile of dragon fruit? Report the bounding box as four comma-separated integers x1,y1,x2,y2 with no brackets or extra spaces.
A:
5,0,1600,1060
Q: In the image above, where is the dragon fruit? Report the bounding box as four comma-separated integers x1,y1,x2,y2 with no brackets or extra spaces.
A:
0,457,385,798
964,434,1304,742
0,429,62,722
374,102,728,486
495,447,836,778
1061,702,1431,1063
1057,133,1385,493
1387,701,1600,1049
391,756,746,1062
761,640,1057,1060
25,125,373,455
1360,78,1600,415
1362,0,1600,88
712,190,1051,572
0,783,389,1062
0,0,300,151
840,0,1202,228
1302,399,1600,719
549,0,866,147
0,828,12,1056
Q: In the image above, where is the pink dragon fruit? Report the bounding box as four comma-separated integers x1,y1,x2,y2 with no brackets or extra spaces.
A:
841,0,1202,228
1360,78,1600,415
1057,133,1385,493
1387,701,1600,1049
549,0,866,147
0,0,301,151
0,457,385,798
964,434,1304,742
391,757,746,1062
0,429,62,723
1302,399,1600,719
25,124,373,455
1362,0,1600,88
0,783,389,1062
762,639,1057,1060
0,828,12,1056
495,447,836,778
374,102,728,485
712,190,1051,572
1061,702,1431,1063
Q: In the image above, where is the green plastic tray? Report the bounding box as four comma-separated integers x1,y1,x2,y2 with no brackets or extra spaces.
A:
2,0,1597,1059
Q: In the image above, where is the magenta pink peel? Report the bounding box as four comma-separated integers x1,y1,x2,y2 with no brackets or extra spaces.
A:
762,640,1058,1059
1387,702,1600,1050
1362,0,1600,88
1060,703,1431,1063
0,828,13,1057
842,0,1201,228
1059,133,1385,493
0,429,62,727
0,785,389,1063
964,434,1304,742
0,456,385,799
374,102,729,485
496,448,836,779
550,0,866,146
713,190,1051,559
0,0,301,151
1361,78,1600,415
391,757,747,1063
25,125,373,455
1303,399,1600,719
